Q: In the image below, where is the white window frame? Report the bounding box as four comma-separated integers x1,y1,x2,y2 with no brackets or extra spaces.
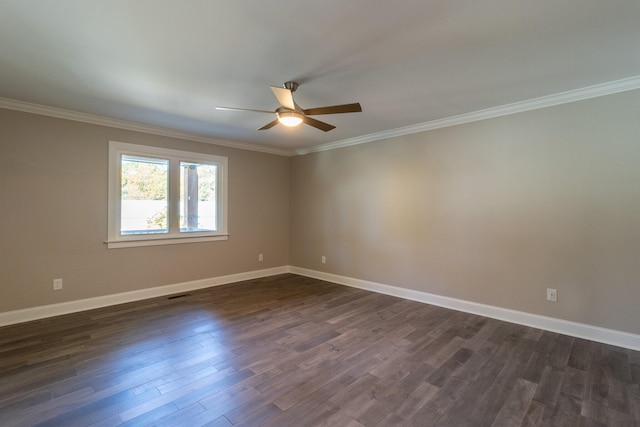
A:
107,141,228,249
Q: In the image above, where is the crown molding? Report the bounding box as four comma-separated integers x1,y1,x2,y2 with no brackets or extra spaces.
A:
4,75,640,158
294,75,640,155
0,97,292,157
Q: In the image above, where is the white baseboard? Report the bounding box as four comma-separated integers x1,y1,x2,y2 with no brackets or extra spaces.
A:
290,266,640,351
0,266,289,327
4,265,639,351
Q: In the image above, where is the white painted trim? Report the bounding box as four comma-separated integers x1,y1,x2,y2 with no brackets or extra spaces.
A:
107,141,229,248
290,266,640,351
4,264,640,351
105,234,229,249
0,97,291,157
0,266,289,327
3,76,640,158
294,75,640,155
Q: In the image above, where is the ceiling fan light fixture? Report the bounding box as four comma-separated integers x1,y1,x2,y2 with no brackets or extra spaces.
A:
219,82,360,132
276,111,304,127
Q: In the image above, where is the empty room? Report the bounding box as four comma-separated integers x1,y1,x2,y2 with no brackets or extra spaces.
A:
1,1,640,426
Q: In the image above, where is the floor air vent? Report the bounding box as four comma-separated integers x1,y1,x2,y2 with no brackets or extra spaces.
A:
167,293,191,300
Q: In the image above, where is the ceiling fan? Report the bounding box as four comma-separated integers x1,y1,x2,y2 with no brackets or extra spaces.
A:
216,81,362,132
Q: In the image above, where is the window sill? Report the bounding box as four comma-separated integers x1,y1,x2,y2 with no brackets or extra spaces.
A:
105,234,229,249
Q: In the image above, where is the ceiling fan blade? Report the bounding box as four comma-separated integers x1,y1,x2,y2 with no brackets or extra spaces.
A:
216,106,273,114
302,103,362,116
258,119,279,130
302,116,336,132
270,86,296,110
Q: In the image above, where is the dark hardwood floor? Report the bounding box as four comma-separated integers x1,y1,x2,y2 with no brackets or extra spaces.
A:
1,274,639,426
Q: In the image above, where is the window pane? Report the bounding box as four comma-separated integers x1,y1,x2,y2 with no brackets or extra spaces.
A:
180,161,217,232
120,155,169,235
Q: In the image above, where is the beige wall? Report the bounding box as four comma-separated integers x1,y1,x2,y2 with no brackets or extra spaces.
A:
290,89,640,335
0,109,290,312
2,89,640,335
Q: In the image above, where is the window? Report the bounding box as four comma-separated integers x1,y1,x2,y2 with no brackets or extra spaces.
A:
107,141,228,248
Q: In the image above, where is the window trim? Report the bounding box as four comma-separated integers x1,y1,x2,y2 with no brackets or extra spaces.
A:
107,141,228,249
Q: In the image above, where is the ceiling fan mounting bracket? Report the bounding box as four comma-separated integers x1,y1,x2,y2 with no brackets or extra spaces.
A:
284,81,299,92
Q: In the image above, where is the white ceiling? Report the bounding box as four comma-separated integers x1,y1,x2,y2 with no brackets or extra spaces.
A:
2,1,640,154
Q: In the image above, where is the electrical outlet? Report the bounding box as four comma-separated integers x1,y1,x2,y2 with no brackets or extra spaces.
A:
53,278,63,290
321,255,326,264
546,288,557,302
258,253,263,262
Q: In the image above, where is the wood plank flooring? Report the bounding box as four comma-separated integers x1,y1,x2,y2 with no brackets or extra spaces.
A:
1,274,639,426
